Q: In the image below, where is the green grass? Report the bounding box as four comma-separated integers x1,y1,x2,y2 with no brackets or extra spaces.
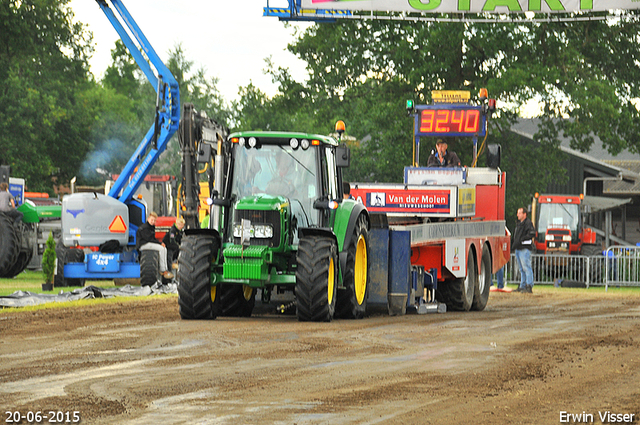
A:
0,270,113,296
0,270,177,313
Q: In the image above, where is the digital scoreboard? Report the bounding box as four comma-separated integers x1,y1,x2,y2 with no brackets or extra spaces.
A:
415,105,486,137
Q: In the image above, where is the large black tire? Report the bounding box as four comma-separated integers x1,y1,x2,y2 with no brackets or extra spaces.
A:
581,244,603,285
140,250,160,287
54,247,86,288
177,234,219,320
437,248,476,311
219,284,256,317
472,246,491,311
0,213,19,277
295,235,338,322
3,250,33,279
335,215,370,319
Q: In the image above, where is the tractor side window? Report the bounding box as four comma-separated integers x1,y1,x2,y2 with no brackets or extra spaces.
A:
324,147,338,200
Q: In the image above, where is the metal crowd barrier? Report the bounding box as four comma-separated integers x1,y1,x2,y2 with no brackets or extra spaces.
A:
503,248,640,290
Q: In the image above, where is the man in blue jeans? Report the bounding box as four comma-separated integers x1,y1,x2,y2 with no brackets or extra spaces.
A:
512,207,536,293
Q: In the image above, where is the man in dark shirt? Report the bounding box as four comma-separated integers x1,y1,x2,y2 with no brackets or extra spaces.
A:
162,216,185,268
426,139,461,167
137,212,173,279
512,207,536,293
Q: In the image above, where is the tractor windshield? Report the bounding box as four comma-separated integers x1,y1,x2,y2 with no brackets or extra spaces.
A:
230,143,319,226
537,203,580,239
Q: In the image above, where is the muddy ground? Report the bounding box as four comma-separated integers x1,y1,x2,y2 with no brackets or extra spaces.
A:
1,289,639,425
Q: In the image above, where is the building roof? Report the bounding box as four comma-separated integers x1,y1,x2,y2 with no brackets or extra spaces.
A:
511,119,640,194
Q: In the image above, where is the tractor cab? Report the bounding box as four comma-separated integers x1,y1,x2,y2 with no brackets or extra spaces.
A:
225,132,342,246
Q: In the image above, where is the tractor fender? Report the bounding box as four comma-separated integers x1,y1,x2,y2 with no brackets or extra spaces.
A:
184,228,222,262
334,201,369,282
298,227,338,247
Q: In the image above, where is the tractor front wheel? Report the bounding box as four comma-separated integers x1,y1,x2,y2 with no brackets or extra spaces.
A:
219,284,256,317
296,235,338,322
177,234,219,320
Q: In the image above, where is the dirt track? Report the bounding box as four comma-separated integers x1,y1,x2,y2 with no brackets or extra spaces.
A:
1,289,639,425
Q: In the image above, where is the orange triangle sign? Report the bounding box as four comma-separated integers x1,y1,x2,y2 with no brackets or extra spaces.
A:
109,215,127,233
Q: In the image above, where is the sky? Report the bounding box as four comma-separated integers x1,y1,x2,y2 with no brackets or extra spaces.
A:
68,0,312,103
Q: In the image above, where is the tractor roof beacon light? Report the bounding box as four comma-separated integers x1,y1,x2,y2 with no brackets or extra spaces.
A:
406,99,415,115
488,98,496,115
479,88,488,101
335,120,346,141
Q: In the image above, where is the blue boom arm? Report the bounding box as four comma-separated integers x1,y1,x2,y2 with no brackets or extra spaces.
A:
96,0,180,204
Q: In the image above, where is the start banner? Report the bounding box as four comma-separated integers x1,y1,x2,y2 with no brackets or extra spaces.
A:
304,0,640,14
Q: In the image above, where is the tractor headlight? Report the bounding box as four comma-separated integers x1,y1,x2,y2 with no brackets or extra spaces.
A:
300,138,310,150
238,137,246,147
546,234,554,241
562,235,572,241
253,224,273,238
289,138,299,149
248,137,257,148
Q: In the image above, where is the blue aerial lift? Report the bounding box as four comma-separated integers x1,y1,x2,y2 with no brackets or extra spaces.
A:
58,0,180,284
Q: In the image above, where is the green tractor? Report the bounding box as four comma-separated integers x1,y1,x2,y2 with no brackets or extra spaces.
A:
176,104,370,322
0,201,61,278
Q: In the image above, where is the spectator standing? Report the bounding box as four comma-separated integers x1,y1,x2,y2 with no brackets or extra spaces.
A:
343,181,354,200
512,207,536,293
0,182,23,224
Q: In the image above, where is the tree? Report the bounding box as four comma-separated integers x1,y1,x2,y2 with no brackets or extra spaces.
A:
266,15,640,228
0,0,96,192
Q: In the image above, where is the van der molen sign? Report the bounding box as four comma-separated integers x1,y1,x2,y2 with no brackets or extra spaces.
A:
304,0,640,14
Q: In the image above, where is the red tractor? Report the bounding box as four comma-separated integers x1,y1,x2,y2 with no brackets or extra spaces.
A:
531,193,599,257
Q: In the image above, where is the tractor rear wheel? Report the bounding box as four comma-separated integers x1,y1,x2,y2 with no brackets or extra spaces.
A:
177,234,219,320
295,235,338,322
3,251,33,279
472,246,491,311
335,215,369,319
437,248,476,311
0,213,19,277
219,284,256,317
140,250,160,287
1,222,34,278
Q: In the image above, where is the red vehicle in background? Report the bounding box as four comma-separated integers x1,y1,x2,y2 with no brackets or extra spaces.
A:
531,193,599,257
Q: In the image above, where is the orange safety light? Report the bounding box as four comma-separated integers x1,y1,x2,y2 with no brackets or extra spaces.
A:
311,139,321,146
231,137,239,143
534,192,539,198
335,120,346,133
579,193,584,200
479,88,488,100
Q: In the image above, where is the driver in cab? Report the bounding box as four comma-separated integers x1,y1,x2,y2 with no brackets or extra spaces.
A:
427,138,461,167
266,150,296,198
